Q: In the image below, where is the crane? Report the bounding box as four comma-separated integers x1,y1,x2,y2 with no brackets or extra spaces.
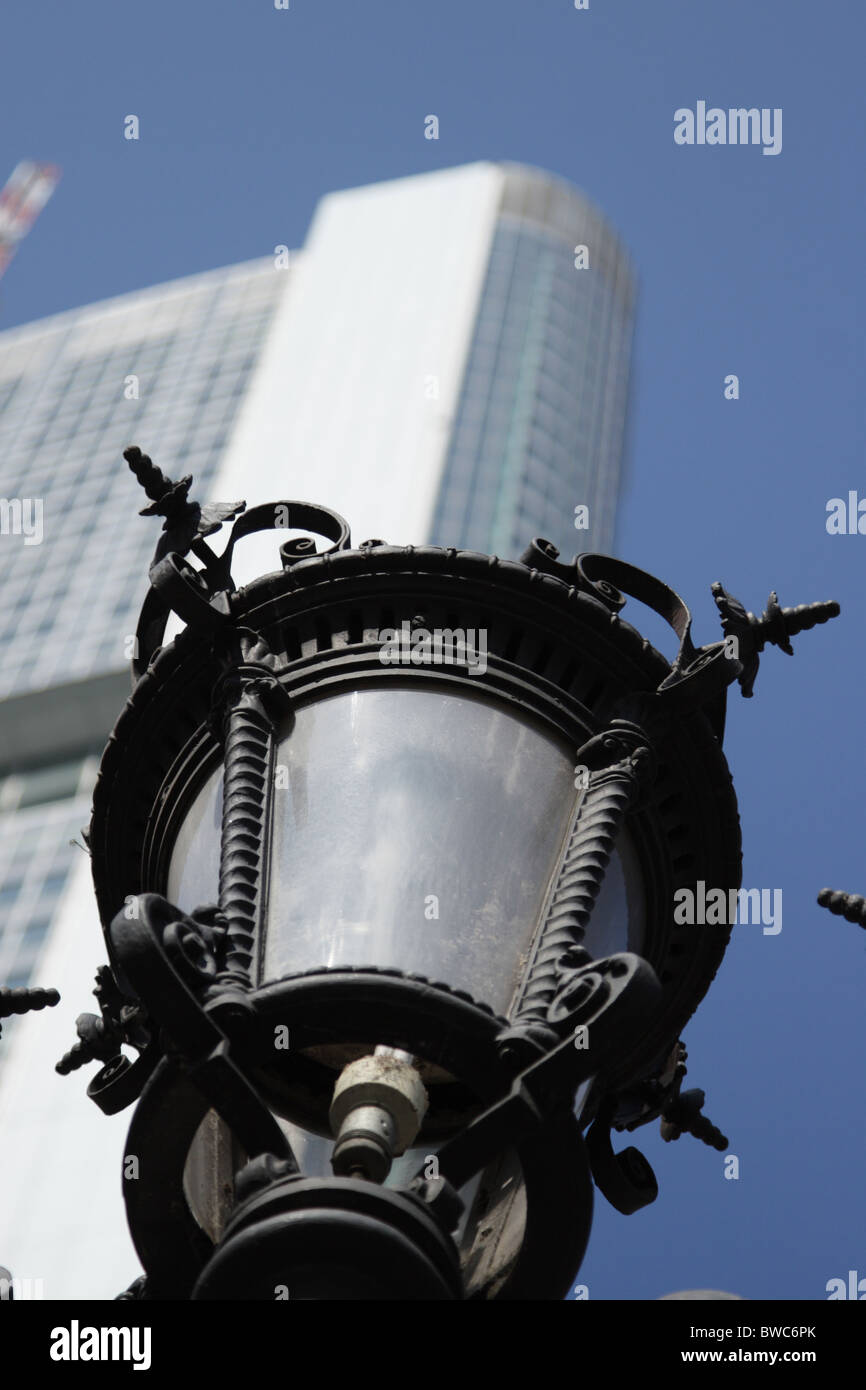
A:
0,160,60,282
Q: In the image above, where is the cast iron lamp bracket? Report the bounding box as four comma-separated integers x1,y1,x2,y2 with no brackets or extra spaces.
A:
522,537,840,723
602,1038,728,1154
54,964,158,1115
107,893,295,1166
124,445,352,680
585,1098,659,1215
427,950,661,1194
187,954,661,1301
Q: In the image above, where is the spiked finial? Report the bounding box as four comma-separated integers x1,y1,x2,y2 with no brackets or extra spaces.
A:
712,583,840,698
0,986,60,1042
817,888,866,929
752,593,840,655
124,444,193,519
661,1088,728,1151
124,445,245,539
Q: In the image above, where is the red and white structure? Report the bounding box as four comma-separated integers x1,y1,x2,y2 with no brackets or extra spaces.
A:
0,161,60,281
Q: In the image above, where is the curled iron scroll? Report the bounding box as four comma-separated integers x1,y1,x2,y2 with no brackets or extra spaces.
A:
131,500,352,682
575,554,699,673
575,553,741,726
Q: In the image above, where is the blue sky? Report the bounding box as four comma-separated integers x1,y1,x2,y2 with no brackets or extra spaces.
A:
2,0,864,1300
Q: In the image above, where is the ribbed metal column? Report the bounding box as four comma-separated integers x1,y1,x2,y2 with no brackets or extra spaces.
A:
512,722,654,1029
209,633,291,1007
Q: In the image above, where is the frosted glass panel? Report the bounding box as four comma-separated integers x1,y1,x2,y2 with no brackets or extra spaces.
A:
167,686,645,1017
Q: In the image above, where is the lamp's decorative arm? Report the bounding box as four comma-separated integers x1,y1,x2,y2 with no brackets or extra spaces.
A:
817,888,866,928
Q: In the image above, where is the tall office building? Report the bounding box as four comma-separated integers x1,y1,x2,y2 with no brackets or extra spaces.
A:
0,162,636,1297
214,161,635,573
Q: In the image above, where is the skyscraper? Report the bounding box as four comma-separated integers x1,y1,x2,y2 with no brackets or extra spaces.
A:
0,162,636,1297
214,161,635,573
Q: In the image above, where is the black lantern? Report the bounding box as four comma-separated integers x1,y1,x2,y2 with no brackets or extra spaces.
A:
57,447,838,1301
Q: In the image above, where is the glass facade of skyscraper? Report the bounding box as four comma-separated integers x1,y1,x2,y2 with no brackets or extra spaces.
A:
0,258,284,1023
0,759,94,993
0,258,281,698
429,165,635,560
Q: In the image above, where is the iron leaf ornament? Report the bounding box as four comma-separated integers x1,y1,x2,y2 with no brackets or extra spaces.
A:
124,445,245,565
711,581,839,699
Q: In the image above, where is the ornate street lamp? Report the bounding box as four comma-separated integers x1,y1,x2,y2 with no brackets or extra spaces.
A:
56,447,838,1301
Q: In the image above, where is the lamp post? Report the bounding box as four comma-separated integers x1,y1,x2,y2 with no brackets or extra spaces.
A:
55,446,839,1301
